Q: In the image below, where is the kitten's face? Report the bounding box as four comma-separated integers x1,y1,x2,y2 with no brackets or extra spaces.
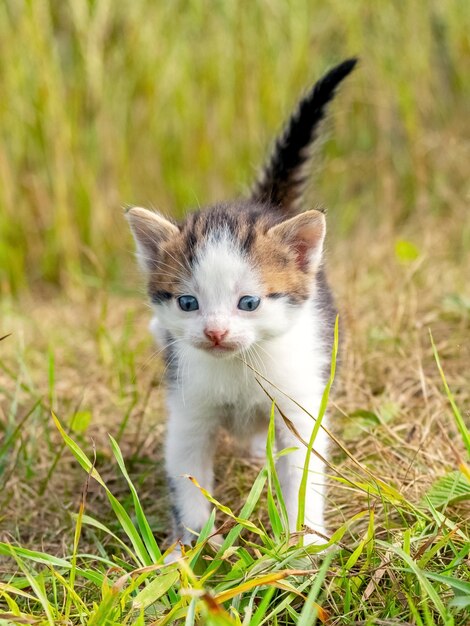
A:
152,235,300,358
127,204,325,358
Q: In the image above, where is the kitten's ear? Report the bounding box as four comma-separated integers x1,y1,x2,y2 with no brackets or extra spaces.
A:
268,209,326,271
126,207,179,272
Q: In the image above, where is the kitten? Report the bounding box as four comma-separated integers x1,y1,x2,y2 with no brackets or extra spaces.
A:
127,59,357,551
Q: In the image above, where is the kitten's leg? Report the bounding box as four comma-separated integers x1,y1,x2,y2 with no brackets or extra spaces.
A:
165,396,217,546
248,430,268,460
275,408,328,544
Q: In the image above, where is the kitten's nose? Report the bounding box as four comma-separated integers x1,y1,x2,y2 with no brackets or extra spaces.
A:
204,328,228,345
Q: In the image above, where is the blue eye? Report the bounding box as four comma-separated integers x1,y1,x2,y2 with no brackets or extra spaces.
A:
238,295,261,311
178,295,199,312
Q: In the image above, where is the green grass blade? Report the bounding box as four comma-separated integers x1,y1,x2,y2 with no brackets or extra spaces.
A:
187,475,264,537
0,542,104,586
378,540,454,624
77,514,141,564
132,570,179,610
266,402,289,540
422,470,470,508
5,549,55,626
430,331,470,457
51,412,105,486
297,315,339,537
185,597,198,626
247,586,276,626
53,413,152,566
190,507,217,568
109,434,163,562
204,467,267,577
407,570,470,597
65,474,87,620
297,551,333,626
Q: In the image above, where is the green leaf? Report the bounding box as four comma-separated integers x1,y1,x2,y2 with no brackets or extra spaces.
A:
422,471,470,508
430,331,470,457
0,543,103,586
378,400,400,423
343,409,381,440
77,514,139,562
9,560,55,626
51,413,105,486
52,414,152,566
449,595,470,610
203,467,267,578
395,239,420,263
190,507,217,568
109,435,163,562
348,409,381,424
187,476,263,536
417,571,470,597
70,410,92,434
132,571,179,610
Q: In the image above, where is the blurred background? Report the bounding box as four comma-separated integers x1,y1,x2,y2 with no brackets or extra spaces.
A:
0,0,468,296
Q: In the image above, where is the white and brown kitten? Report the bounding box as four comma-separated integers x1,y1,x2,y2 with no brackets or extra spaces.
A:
127,59,357,553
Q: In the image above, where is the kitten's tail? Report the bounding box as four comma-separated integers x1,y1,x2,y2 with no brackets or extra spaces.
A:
250,58,358,216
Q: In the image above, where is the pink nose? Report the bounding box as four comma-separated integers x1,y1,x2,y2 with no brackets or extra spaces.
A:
204,328,228,345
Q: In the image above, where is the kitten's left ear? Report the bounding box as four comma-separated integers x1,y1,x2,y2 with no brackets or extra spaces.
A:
268,209,326,271
126,207,179,272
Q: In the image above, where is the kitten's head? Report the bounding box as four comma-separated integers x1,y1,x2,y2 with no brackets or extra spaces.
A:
127,203,325,358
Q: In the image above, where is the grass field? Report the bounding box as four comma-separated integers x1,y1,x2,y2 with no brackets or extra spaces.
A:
1,1,470,624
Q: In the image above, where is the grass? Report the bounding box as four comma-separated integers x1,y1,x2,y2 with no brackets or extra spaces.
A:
1,0,470,624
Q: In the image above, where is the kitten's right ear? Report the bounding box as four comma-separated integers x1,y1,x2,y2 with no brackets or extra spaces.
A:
126,207,179,272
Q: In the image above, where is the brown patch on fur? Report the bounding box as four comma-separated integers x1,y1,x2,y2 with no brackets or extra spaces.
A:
147,234,192,298
126,207,191,298
248,210,325,303
146,203,276,298
249,229,313,302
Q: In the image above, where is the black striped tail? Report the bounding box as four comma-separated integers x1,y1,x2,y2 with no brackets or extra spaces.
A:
251,58,358,216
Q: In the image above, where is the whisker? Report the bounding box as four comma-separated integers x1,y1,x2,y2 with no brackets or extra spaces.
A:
156,339,186,385
252,344,268,377
253,342,275,366
137,337,182,376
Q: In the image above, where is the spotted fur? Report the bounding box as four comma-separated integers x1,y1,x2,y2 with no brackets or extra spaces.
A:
127,60,356,558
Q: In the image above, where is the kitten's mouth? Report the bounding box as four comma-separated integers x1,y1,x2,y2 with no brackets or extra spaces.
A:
195,342,239,356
